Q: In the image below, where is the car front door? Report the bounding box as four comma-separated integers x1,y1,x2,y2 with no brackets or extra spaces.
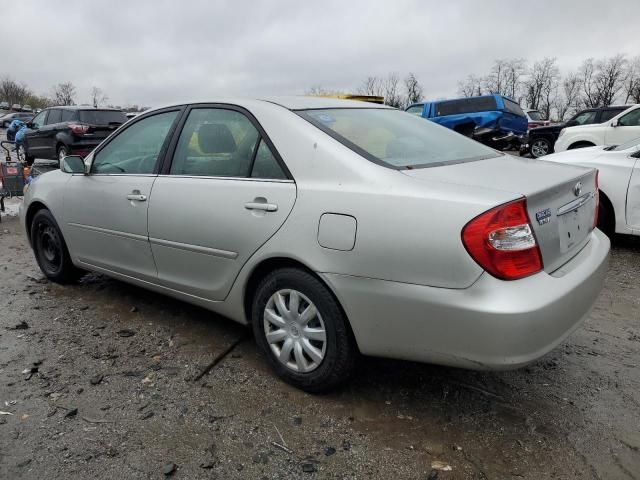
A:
62,109,181,281
147,105,296,301
24,110,48,156
605,108,640,146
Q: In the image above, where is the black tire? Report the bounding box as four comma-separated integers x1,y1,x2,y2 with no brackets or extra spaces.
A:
57,144,69,162
597,194,615,237
251,268,357,393
529,137,552,158
30,209,82,283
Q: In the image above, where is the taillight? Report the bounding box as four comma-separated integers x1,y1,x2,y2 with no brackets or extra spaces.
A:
593,170,599,229
69,123,89,135
462,198,543,280
528,122,538,129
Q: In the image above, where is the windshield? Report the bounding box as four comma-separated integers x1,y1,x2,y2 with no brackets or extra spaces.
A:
612,137,640,151
298,108,500,169
79,110,127,125
528,111,544,120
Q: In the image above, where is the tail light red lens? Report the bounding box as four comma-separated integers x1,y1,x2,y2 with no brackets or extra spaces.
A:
69,123,89,135
462,199,543,280
593,170,599,229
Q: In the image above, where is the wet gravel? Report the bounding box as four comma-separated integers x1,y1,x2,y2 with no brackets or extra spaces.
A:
0,200,639,479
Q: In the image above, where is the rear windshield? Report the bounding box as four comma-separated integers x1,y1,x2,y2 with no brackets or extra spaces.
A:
78,110,127,125
503,98,525,117
528,111,544,120
298,108,500,169
435,97,497,117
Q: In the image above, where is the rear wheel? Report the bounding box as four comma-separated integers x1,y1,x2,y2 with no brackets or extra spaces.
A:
530,138,552,158
31,209,82,283
252,268,357,392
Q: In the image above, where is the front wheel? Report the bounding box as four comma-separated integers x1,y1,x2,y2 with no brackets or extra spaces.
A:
31,209,82,283
530,138,552,158
252,268,357,392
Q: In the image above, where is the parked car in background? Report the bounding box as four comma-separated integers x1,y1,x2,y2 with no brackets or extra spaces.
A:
21,97,609,392
521,106,632,158
543,137,640,236
0,101,9,110
555,105,640,153
406,94,528,149
1,111,34,128
11,104,22,111
525,109,550,129
22,106,127,162
125,112,140,120
22,104,33,112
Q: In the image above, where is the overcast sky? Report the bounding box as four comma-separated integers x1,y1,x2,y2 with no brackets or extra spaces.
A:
3,0,639,107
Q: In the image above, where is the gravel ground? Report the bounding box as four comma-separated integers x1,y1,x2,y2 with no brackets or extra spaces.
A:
1,143,639,479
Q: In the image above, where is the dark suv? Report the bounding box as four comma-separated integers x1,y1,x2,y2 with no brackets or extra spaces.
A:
23,106,127,162
522,105,632,158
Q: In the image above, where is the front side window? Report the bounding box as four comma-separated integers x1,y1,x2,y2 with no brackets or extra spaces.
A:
31,111,47,129
618,109,640,127
299,108,500,169
406,105,424,115
92,111,178,174
170,108,260,177
46,109,62,125
600,109,622,123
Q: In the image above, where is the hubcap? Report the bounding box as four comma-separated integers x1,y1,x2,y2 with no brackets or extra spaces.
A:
263,289,327,373
531,140,549,158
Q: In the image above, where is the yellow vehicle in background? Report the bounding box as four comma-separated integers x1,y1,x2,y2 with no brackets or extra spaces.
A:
323,94,384,104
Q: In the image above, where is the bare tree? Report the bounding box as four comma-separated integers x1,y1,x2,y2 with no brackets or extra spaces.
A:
524,57,559,111
484,58,525,100
404,73,423,106
91,86,108,107
52,82,76,106
624,56,640,103
554,73,582,120
579,55,627,107
0,77,31,106
458,75,483,97
383,73,402,108
358,76,384,97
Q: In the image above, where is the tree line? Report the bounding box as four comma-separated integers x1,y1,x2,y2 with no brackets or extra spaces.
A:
0,77,145,111
458,54,640,120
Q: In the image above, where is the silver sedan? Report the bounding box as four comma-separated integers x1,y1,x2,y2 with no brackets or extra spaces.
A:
20,97,610,392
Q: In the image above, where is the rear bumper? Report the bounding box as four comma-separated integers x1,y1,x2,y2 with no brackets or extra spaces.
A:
322,228,610,370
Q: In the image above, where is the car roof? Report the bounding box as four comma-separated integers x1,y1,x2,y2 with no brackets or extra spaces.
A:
147,97,393,113
46,106,124,111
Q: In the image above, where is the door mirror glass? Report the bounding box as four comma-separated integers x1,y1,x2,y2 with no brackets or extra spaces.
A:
26,121,33,128
61,155,86,174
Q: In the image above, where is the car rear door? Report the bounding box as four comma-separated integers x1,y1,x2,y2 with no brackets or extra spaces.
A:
605,108,640,146
63,109,182,281
147,104,296,301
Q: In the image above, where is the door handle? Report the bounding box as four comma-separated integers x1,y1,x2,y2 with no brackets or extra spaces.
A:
244,202,278,212
127,193,147,202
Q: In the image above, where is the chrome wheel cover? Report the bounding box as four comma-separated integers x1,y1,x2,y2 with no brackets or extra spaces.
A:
531,139,549,158
263,289,327,373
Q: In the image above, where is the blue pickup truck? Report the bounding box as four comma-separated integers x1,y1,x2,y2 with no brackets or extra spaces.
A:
406,94,528,150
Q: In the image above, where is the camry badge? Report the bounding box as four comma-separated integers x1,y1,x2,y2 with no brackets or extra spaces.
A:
536,208,552,225
573,181,582,197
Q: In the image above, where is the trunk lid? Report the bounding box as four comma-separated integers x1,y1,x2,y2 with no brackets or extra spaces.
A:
402,155,598,273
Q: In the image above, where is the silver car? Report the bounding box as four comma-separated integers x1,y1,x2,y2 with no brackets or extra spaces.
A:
20,97,610,392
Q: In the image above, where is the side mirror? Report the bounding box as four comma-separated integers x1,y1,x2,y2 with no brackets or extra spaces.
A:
26,121,33,128
611,120,621,127
60,155,87,174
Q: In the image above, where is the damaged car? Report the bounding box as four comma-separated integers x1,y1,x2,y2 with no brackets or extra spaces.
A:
21,97,609,392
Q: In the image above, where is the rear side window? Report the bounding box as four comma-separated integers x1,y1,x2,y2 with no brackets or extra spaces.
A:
170,108,260,177
435,97,497,117
61,110,77,122
79,110,127,125
46,109,62,124
250,139,286,179
503,98,525,117
92,111,179,174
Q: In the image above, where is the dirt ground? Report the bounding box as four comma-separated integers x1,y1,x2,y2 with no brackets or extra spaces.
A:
1,196,639,479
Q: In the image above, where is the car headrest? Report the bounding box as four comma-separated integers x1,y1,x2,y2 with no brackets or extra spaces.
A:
197,123,237,154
